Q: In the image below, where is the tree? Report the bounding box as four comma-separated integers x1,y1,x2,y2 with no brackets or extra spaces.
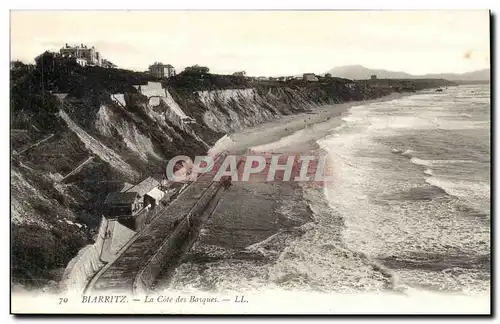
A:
183,65,210,75
325,73,332,78
10,60,26,71
35,51,57,73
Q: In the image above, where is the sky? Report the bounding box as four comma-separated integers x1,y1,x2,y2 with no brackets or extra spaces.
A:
10,10,490,76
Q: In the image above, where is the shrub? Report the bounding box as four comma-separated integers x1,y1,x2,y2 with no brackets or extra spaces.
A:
11,222,86,287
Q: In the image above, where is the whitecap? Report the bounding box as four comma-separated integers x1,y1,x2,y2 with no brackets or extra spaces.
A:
402,149,414,157
410,157,432,167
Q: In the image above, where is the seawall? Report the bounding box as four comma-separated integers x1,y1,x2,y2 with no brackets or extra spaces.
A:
133,182,226,294
86,155,231,294
60,216,108,295
11,61,457,289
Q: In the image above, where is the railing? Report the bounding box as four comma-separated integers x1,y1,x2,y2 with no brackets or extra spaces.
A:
13,133,55,156
132,181,225,295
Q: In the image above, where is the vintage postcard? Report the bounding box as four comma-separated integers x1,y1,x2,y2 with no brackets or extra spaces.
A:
10,10,491,315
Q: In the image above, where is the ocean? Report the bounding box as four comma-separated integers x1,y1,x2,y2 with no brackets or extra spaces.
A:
316,84,490,294
166,84,490,296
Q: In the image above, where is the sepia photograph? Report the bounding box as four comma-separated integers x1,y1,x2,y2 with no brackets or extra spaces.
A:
9,9,491,315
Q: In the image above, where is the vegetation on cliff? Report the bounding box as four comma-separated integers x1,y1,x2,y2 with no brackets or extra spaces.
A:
10,59,457,289
165,68,455,101
165,66,249,94
10,61,157,289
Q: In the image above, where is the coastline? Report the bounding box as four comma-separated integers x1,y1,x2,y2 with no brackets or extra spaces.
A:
10,82,491,312
228,91,414,155
157,91,417,291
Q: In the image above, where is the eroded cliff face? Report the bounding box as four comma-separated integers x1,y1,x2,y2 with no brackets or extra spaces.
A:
168,81,377,134
197,88,305,133
9,78,204,288
11,66,447,289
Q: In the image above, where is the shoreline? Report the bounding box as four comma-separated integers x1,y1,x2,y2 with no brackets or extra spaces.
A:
13,90,417,294
228,91,415,154
158,90,419,291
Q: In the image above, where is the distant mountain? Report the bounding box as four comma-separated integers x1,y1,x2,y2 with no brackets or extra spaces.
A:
325,65,412,80
419,69,490,81
325,65,490,81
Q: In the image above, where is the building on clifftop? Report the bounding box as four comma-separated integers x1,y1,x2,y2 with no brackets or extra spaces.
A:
232,71,246,76
303,73,319,82
59,43,102,67
148,62,176,79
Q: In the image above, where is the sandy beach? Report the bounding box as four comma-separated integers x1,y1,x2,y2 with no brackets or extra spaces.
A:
227,92,410,154
157,92,413,291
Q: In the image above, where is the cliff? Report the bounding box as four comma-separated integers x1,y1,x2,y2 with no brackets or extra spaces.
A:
10,62,455,289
